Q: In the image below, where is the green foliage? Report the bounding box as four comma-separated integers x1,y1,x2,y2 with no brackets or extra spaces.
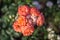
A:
0,0,60,40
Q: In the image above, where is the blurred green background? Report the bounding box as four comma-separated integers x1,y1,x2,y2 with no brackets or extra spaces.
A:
0,0,60,40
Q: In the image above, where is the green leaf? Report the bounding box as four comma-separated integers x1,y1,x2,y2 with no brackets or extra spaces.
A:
3,0,12,4
32,27,39,36
25,0,32,4
1,5,8,13
22,36,28,40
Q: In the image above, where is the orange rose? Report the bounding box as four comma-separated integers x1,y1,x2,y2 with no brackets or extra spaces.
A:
21,23,34,36
30,7,40,17
13,5,45,36
18,5,30,16
16,16,28,26
13,21,21,32
37,13,45,26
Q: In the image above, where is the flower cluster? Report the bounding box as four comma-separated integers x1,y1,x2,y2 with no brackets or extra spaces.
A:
13,5,44,36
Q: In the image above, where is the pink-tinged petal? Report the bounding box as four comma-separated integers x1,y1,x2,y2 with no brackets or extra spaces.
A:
37,13,45,26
